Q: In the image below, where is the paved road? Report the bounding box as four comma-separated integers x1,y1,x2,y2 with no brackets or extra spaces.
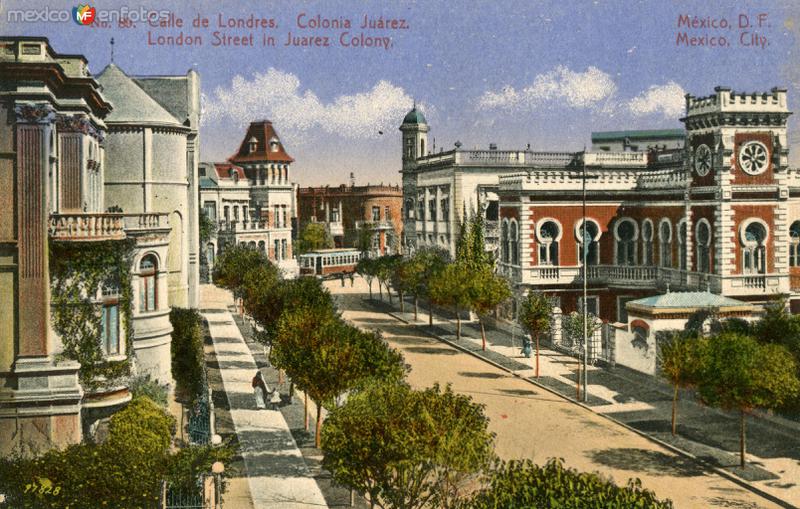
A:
330,279,785,509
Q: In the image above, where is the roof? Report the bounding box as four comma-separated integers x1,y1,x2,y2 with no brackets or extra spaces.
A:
627,292,747,309
96,64,182,127
402,107,427,125
229,121,294,164
199,177,218,189
591,129,685,142
213,163,246,180
133,75,194,125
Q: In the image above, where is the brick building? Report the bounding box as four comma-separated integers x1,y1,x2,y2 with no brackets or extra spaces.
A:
297,182,403,256
402,87,797,322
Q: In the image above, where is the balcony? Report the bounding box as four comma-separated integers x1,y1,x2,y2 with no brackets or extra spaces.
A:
49,213,125,241
218,220,273,233
484,220,499,239
355,220,395,230
121,213,169,232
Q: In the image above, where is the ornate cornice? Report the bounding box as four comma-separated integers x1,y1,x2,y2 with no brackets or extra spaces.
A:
55,114,105,141
14,103,56,124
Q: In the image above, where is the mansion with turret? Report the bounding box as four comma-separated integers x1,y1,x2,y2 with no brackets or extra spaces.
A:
401,87,798,336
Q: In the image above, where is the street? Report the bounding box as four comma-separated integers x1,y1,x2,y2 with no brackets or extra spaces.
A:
330,278,787,509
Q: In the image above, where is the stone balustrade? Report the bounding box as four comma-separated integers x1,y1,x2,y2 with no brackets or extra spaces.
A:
49,213,125,241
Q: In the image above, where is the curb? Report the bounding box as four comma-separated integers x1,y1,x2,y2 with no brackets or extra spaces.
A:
380,306,798,509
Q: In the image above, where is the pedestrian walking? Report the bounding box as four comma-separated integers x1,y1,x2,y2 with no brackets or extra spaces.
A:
251,371,270,410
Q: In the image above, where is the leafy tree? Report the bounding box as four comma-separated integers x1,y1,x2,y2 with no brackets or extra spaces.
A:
212,243,269,300
469,213,492,270
455,216,474,266
697,332,800,467
297,222,335,254
357,257,378,299
429,263,473,340
519,291,552,378
349,328,408,390
356,222,377,255
198,209,216,245
375,255,401,303
322,383,495,509
390,257,414,313
657,332,705,436
562,310,601,349
466,458,673,508
397,254,427,320
416,246,451,326
170,307,206,404
468,268,511,351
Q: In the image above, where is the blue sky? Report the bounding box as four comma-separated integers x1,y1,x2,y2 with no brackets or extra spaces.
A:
2,0,798,186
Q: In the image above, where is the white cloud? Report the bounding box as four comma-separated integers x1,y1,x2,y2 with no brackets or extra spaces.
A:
202,68,414,139
477,66,617,111
628,81,686,118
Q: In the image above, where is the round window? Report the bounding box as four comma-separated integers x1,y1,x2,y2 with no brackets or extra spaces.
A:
694,144,712,176
738,141,769,175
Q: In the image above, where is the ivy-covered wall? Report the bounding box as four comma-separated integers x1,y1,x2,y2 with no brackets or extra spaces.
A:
49,238,136,391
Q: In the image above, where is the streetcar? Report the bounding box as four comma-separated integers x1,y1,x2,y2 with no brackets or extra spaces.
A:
298,248,362,279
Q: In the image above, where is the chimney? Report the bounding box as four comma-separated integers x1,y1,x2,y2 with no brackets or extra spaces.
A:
489,143,497,151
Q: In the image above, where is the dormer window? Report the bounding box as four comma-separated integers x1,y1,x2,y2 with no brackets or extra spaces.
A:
230,169,239,183
269,137,280,153
248,136,258,154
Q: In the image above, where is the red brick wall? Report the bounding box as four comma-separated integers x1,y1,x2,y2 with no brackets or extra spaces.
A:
731,204,776,274
690,133,716,188
690,205,716,273
732,132,774,185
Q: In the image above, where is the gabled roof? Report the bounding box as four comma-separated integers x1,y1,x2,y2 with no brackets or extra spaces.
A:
229,120,294,164
628,291,747,309
96,64,182,127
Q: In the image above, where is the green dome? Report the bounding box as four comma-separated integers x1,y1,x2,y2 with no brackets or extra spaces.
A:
402,107,426,125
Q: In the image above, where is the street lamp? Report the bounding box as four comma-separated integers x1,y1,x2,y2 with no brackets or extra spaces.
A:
575,152,599,402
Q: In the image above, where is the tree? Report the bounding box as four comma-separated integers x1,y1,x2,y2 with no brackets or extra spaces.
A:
518,291,552,378
657,332,705,436
468,268,511,351
390,257,415,313
375,255,401,304
697,332,800,467
356,257,377,299
198,209,216,245
465,458,673,508
417,247,451,326
455,215,474,266
356,222,377,255
321,383,495,509
429,263,473,340
398,254,427,320
297,222,335,254
469,213,492,270
212,243,269,301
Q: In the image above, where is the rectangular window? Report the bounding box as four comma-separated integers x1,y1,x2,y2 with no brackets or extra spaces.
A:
204,202,216,221
274,240,281,260
577,296,599,317
282,206,287,228
274,206,280,228
385,206,391,221
331,208,340,223
139,274,156,312
372,206,381,222
102,303,120,355
428,199,437,222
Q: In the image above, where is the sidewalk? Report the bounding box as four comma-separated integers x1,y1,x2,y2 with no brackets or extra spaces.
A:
201,286,328,508
367,295,800,508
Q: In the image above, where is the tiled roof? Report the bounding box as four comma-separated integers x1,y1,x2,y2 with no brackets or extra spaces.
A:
214,163,246,180
229,120,294,164
628,291,746,309
96,64,182,126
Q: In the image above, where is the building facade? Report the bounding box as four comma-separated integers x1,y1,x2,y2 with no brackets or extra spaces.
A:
200,121,299,277
402,87,797,326
0,37,197,455
297,182,403,256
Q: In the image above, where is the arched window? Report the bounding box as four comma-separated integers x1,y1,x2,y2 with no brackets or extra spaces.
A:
501,220,510,263
615,219,637,266
258,240,266,254
678,220,688,271
642,220,654,266
223,206,230,222
742,221,768,274
696,220,711,273
790,221,800,267
537,220,560,266
406,199,414,220
510,220,519,265
420,139,425,157
659,220,672,268
576,219,600,266
139,254,158,312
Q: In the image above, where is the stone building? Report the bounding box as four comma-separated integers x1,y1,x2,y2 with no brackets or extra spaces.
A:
297,181,403,256
200,120,299,277
0,36,199,454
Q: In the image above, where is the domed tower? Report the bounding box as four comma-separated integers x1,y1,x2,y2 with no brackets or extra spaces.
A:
399,106,429,253
400,106,429,167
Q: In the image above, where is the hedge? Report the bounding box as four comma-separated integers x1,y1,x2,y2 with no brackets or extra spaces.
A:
170,307,206,404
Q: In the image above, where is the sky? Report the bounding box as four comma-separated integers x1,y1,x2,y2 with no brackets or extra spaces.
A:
2,0,799,186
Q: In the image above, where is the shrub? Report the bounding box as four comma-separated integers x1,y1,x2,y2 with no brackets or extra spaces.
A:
170,307,205,403
466,458,673,508
128,374,169,407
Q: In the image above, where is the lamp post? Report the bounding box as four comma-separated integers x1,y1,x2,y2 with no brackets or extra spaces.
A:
576,152,599,402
